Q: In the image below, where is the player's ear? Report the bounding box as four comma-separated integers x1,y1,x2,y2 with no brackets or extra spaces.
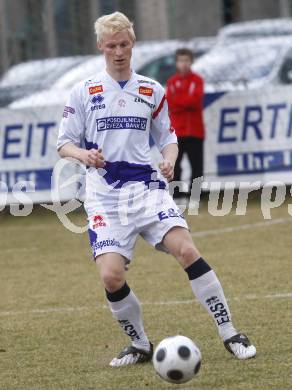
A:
97,40,103,52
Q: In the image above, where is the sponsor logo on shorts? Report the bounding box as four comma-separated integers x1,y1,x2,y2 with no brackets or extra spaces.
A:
96,116,147,131
134,97,155,109
157,207,184,221
139,86,153,96
63,106,75,118
89,85,103,94
93,238,121,251
93,215,106,228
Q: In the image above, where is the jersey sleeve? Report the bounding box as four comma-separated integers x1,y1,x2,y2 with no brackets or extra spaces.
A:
151,84,177,152
57,84,85,150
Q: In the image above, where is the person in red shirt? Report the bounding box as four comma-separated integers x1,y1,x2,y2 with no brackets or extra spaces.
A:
166,48,205,198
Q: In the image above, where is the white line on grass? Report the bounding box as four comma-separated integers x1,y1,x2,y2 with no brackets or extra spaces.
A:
0,223,57,232
2,217,289,255
2,247,38,254
0,292,291,317
191,217,292,238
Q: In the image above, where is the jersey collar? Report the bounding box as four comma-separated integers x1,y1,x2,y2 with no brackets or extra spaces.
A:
103,69,138,89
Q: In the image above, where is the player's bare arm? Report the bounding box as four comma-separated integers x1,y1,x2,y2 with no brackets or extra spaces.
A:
159,143,178,182
58,142,105,168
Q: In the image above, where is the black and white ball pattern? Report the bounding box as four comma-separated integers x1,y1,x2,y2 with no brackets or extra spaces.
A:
153,335,202,384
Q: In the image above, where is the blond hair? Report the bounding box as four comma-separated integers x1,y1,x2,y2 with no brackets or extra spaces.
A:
94,12,136,44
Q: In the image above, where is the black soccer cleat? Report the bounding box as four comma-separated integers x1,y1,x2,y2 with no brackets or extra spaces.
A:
224,333,256,360
109,343,153,367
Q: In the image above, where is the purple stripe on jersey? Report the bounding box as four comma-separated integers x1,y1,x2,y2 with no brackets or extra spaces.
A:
88,228,97,247
102,161,166,189
84,138,99,150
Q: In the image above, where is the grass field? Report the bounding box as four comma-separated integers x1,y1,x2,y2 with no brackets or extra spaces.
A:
1,196,292,389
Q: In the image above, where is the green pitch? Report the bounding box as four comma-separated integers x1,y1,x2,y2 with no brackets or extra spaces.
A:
0,197,291,389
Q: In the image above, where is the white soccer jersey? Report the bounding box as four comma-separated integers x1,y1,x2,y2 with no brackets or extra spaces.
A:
57,70,177,213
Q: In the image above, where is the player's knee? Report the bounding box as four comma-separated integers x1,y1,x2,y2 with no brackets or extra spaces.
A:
100,269,124,292
179,243,199,267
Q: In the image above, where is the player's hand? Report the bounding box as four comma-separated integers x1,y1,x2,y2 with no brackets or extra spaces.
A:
159,159,174,182
82,148,106,168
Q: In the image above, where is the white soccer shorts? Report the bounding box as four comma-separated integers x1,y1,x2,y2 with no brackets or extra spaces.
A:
87,189,188,261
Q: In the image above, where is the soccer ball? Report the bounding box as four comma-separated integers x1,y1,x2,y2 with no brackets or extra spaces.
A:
153,335,201,384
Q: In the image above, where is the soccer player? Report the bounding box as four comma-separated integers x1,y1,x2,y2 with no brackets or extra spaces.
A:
57,12,256,366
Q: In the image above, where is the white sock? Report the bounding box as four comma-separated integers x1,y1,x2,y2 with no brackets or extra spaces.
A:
106,283,150,351
185,258,237,341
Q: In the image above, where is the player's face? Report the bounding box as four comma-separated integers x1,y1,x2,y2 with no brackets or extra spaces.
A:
98,30,134,75
176,55,193,75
